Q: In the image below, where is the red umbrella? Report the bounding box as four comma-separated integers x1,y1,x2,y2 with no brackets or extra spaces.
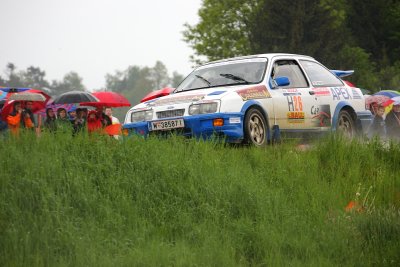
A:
1,89,51,120
80,91,131,108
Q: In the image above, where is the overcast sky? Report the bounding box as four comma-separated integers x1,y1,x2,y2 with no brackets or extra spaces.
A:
0,0,202,89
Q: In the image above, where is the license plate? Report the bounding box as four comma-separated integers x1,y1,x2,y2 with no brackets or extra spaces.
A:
149,118,185,131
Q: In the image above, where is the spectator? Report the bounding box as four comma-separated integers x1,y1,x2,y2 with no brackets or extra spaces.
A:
72,108,86,136
370,102,379,115
367,105,386,138
56,108,71,133
44,108,57,132
87,110,103,135
68,107,77,123
21,101,36,131
386,103,400,140
95,106,111,127
0,101,8,135
6,101,23,136
104,107,121,139
105,107,120,124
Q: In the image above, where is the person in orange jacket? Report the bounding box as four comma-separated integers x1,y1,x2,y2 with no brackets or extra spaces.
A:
21,101,35,130
6,101,23,135
6,101,37,136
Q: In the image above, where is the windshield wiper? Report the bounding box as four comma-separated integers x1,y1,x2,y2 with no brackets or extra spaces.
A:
220,73,249,84
195,74,211,87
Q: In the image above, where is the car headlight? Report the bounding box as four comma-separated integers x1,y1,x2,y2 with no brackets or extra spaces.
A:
189,102,218,115
130,109,153,123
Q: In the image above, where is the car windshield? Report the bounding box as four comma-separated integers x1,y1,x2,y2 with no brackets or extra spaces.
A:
175,58,268,93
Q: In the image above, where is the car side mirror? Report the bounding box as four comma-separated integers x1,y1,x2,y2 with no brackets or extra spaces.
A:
274,76,290,87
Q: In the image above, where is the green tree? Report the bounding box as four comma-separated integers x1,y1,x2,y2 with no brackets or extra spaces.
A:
150,61,170,90
171,71,184,88
378,63,400,91
347,0,400,65
50,72,86,96
336,45,379,91
183,0,256,64
105,65,153,105
21,66,50,89
183,0,349,66
249,0,349,66
184,0,400,90
105,70,127,93
105,61,182,106
4,63,25,87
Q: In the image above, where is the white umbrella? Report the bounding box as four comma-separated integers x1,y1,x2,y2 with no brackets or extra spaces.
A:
9,92,46,102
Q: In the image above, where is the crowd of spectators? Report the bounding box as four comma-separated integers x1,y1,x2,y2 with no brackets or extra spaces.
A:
0,101,121,139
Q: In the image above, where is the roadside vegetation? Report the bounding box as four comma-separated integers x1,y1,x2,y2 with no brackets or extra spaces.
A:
0,133,399,266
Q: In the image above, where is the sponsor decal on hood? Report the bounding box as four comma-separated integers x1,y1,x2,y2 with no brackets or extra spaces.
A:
147,94,206,107
236,85,271,101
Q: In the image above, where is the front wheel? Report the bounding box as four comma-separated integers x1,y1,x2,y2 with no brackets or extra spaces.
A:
336,110,355,138
244,108,268,146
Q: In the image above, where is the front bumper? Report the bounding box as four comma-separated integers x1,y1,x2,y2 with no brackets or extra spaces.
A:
123,112,244,142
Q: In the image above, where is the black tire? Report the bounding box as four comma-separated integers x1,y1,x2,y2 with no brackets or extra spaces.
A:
336,110,355,138
244,108,268,146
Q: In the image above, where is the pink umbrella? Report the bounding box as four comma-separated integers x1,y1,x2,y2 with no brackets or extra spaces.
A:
365,94,391,107
36,103,77,117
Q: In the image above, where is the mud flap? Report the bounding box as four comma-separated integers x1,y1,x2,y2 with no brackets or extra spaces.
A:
272,124,281,143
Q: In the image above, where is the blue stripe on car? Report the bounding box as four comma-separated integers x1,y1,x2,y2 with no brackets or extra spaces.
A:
123,112,245,142
207,91,226,96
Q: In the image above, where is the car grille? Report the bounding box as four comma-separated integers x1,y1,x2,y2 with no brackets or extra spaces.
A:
156,109,185,119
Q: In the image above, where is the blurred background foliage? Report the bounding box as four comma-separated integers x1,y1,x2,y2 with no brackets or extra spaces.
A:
184,0,400,92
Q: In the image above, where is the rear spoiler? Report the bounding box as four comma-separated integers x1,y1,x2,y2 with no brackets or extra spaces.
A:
331,70,354,78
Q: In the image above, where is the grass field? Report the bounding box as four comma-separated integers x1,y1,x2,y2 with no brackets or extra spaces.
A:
0,132,399,266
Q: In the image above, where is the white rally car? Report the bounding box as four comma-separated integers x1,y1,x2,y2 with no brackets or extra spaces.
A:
123,53,372,145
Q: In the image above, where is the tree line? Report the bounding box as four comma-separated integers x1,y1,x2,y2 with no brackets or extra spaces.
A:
183,0,400,92
0,61,184,105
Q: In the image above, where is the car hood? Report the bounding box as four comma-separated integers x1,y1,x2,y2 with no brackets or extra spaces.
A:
131,84,266,110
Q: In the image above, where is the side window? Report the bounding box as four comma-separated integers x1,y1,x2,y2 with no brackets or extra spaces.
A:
299,60,343,87
270,60,308,88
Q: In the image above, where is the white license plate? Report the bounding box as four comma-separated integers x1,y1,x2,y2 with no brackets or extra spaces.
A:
149,118,185,131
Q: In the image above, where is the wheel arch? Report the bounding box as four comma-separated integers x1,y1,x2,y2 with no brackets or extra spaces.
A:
240,100,271,141
331,101,357,132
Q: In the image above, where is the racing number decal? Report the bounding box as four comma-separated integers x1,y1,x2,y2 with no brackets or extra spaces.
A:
287,96,305,123
294,96,303,111
287,95,303,111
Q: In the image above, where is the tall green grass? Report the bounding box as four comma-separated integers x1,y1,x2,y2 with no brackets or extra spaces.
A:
0,132,399,266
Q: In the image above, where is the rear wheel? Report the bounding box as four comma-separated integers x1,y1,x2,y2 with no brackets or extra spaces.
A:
336,110,355,138
244,108,268,146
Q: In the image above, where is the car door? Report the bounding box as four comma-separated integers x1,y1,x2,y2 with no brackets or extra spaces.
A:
268,58,321,131
298,59,349,130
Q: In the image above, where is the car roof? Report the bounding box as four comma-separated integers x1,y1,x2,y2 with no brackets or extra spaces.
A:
202,53,315,66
